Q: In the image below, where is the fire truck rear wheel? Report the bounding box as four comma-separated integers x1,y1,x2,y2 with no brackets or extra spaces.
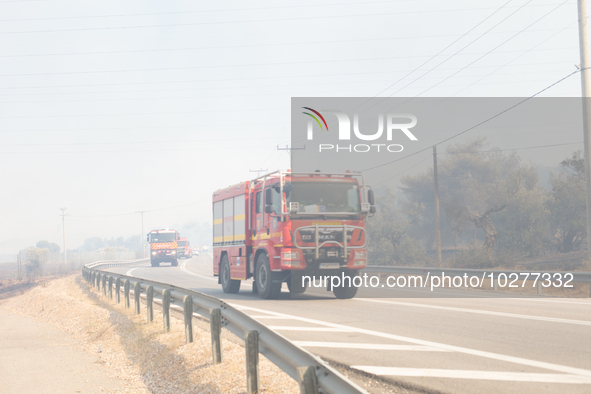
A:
256,254,281,299
151,260,159,267
171,259,178,267
333,272,358,299
221,255,241,293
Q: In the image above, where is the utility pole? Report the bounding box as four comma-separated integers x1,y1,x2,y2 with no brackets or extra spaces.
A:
277,145,305,168
60,207,67,264
577,0,591,264
249,169,268,177
433,146,442,267
136,211,146,258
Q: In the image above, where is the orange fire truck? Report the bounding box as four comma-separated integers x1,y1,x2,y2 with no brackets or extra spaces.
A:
212,170,375,299
147,229,180,267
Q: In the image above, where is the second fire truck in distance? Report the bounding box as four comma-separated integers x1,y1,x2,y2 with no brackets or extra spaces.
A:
147,229,180,267
212,170,375,299
177,237,192,259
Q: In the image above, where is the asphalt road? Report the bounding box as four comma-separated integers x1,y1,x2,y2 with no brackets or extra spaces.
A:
106,254,591,394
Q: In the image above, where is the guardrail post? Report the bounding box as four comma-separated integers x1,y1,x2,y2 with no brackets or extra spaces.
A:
162,289,170,332
183,295,193,343
124,280,130,308
245,330,259,394
108,276,113,299
297,366,319,394
115,277,121,303
146,286,154,322
134,282,141,314
97,273,102,291
211,308,222,364
537,281,542,295
102,275,107,295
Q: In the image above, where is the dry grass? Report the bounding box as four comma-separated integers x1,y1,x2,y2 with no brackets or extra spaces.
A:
1,274,299,394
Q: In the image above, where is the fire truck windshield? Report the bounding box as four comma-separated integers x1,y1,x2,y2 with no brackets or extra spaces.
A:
287,181,361,214
150,233,176,242
178,240,187,246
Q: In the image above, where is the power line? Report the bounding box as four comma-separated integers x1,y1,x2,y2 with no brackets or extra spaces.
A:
415,0,570,97
0,51,569,78
0,1,453,23
362,67,584,173
370,0,515,99
0,7,530,36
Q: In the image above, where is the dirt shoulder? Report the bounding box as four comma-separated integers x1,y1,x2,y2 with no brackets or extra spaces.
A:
0,274,299,393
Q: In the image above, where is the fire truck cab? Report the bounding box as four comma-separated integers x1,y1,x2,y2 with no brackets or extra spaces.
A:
147,229,180,267
212,170,375,299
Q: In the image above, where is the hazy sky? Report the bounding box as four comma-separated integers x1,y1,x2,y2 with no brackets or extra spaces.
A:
0,0,585,255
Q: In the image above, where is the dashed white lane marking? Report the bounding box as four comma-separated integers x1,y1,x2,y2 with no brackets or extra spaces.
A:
126,267,138,276
180,260,217,282
355,298,591,326
351,367,591,384
232,304,591,379
268,326,351,332
293,342,449,351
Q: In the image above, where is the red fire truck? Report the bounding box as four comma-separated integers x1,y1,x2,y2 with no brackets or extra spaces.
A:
212,170,375,299
177,237,192,259
147,229,180,267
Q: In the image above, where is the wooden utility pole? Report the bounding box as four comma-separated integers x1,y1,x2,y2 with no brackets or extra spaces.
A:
433,146,442,266
60,207,67,264
577,0,591,264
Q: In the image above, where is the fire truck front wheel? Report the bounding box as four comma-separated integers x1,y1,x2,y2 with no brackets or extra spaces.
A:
256,254,281,299
333,272,359,299
221,255,241,293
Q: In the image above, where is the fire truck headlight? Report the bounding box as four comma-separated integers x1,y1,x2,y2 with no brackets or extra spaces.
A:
282,252,298,260
355,251,367,259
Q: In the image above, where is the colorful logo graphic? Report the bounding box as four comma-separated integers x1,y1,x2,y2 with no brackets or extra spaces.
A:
302,107,328,131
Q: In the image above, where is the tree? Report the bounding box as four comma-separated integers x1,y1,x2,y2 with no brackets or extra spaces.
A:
366,189,427,266
26,247,49,277
36,240,60,254
547,151,586,253
402,138,538,256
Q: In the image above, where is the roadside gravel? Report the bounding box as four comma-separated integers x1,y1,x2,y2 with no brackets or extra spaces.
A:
1,274,299,393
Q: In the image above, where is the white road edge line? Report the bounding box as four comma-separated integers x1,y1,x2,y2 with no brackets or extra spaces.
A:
230,304,591,379
354,298,591,326
351,367,591,384
125,267,137,276
180,260,217,282
268,326,351,332
293,342,449,351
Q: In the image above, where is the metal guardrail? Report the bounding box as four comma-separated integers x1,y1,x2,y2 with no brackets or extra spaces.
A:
363,265,591,296
82,259,368,394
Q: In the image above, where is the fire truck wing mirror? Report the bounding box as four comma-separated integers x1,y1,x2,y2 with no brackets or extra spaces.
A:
289,202,300,213
368,189,375,205
370,205,377,214
265,188,273,205
361,202,371,213
265,205,273,214
146,235,150,242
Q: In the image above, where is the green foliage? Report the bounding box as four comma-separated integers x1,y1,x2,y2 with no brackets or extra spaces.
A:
36,240,60,254
493,187,549,257
26,247,49,277
366,189,427,266
546,150,586,253
402,138,538,255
